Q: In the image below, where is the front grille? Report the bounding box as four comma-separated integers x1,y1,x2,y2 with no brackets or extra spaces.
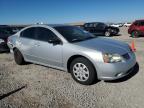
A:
122,53,130,60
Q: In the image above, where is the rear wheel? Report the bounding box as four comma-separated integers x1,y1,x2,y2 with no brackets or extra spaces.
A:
131,31,139,38
14,49,25,65
70,57,97,85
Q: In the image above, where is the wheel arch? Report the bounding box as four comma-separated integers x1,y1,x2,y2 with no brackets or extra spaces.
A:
12,47,25,60
13,47,17,51
67,55,97,75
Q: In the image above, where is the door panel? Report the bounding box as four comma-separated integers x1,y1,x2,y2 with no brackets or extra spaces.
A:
29,27,63,67
18,27,63,68
18,27,38,61
139,21,144,32
31,40,63,67
95,23,105,35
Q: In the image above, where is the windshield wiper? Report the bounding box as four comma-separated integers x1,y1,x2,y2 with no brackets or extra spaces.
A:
71,38,84,42
84,36,95,40
71,35,96,43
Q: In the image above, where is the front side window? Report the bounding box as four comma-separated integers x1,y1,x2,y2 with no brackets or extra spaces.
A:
20,27,36,39
89,24,93,27
94,23,98,27
36,27,57,42
54,26,95,43
96,23,106,29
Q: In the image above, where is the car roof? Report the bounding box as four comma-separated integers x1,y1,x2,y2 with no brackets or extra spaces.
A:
26,24,75,29
35,24,72,28
84,22,104,24
47,24,67,27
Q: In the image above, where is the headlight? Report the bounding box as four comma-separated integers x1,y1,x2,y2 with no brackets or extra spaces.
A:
103,53,124,63
0,39,4,43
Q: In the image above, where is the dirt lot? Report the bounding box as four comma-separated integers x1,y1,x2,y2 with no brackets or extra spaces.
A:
0,27,144,108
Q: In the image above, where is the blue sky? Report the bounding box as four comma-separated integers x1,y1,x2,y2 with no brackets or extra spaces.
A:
0,0,144,24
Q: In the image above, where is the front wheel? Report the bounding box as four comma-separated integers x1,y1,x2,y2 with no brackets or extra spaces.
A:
70,57,97,85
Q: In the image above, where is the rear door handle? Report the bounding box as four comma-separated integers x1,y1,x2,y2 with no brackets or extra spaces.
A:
34,42,40,47
34,44,40,47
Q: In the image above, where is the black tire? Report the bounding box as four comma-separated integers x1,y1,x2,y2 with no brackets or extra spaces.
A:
70,57,97,85
113,30,119,36
14,49,25,65
105,30,111,37
131,31,139,38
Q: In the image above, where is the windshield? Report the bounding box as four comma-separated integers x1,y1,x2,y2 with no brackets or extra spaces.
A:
54,26,95,43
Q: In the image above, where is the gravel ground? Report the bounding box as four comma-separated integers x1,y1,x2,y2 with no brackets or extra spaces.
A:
0,27,144,108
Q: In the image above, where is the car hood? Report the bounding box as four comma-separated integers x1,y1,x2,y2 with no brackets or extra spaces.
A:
108,25,118,28
108,26,119,30
74,37,130,55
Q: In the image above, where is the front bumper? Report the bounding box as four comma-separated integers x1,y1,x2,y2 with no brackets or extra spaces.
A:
96,52,136,80
111,29,119,35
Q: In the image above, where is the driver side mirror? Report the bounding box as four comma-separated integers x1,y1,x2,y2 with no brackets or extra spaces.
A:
48,38,62,45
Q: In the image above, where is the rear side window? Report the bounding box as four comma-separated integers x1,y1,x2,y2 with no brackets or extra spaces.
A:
84,24,89,27
139,21,144,26
20,27,36,39
36,27,57,42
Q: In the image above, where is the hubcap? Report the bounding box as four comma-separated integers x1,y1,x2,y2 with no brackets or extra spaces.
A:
105,31,110,36
73,63,89,81
132,31,138,38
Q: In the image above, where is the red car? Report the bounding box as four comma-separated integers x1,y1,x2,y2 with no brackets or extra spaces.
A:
128,19,144,37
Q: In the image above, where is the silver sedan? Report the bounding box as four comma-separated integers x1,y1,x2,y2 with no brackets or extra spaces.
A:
7,25,136,85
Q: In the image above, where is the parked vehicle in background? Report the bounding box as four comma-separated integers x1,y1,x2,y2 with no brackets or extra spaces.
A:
119,23,124,27
0,26,13,52
12,27,24,33
128,19,144,38
83,22,119,37
7,25,136,85
124,22,131,27
111,23,121,27
0,38,9,52
0,25,24,52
